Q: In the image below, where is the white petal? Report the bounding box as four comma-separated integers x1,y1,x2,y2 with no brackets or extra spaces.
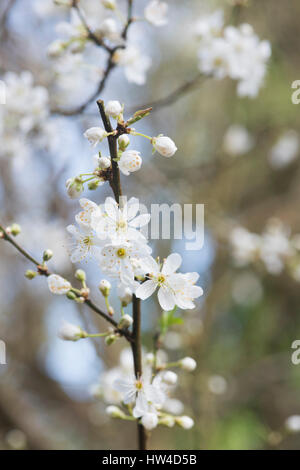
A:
133,392,149,418
135,280,157,300
158,286,176,311
129,213,151,228
162,253,182,275
124,197,140,221
105,197,118,221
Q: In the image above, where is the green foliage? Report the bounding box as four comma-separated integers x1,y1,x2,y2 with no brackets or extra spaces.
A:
159,307,183,336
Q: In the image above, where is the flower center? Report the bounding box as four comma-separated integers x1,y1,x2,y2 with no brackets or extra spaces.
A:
117,248,126,258
83,236,92,246
157,274,166,285
135,380,143,391
116,220,127,231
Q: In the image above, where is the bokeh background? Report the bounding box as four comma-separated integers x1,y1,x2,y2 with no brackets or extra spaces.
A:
1,0,300,450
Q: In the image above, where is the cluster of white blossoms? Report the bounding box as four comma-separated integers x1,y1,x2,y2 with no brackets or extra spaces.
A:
91,347,196,431
195,10,271,98
0,71,56,165
230,218,300,280
47,1,168,87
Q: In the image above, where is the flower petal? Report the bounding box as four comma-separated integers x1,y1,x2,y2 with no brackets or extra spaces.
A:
162,253,182,275
135,280,157,300
158,286,176,311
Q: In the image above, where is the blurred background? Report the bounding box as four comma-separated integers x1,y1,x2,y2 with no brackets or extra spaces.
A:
1,0,300,450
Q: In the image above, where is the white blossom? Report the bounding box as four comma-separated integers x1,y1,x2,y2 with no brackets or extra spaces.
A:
194,9,224,39
285,415,300,433
135,254,202,311
58,321,84,341
162,371,178,385
118,150,142,175
66,178,83,199
118,314,133,329
117,284,133,305
113,45,152,85
144,1,168,27
98,156,111,169
269,130,299,169
223,125,254,156
176,416,194,429
67,223,103,263
141,412,159,430
105,100,123,118
179,357,197,372
152,136,177,157
48,274,71,295
84,127,107,147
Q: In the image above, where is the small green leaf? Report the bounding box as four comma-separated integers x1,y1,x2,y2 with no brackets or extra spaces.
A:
126,107,152,126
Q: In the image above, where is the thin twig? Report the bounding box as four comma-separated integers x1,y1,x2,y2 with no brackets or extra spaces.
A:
0,224,132,341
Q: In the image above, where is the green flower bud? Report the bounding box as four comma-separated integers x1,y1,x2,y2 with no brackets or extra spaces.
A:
75,269,86,282
88,180,100,190
25,270,37,280
66,291,77,300
10,223,21,236
105,334,117,346
43,249,53,261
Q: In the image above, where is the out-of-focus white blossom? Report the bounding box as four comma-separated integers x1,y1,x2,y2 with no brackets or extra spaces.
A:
113,45,152,85
58,321,84,341
285,415,300,433
141,412,159,430
144,1,168,27
84,127,107,147
98,156,111,169
223,125,254,156
194,10,224,39
269,130,299,169
176,416,194,429
207,375,228,395
179,357,197,371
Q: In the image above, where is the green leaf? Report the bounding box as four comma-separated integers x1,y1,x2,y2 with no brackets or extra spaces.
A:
126,107,152,126
159,307,183,336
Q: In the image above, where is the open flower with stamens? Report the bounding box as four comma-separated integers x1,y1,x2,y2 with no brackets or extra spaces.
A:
67,223,103,263
99,241,151,285
75,198,103,228
136,253,202,310
92,196,150,244
118,150,142,176
114,369,166,418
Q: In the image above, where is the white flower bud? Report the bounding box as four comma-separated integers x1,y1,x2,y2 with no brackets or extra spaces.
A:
43,249,53,261
285,415,300,433
84,127,107,147
118,314,133,329
66,178,83,199
146,352,155,365
105,100,123,118
176,416,194,429
117,284,132,306
118,134,130,151
75,269,86,282
99,156,111,169
153,135,177,157
99,279,111,296
159,415,175,427
162,371,178,386
106,405,125,419
58,321,84,341
118,150,142,175
47,39,65,57
97,19,119,41
179,357,197,371
145,1,168,27
101,0,116,9
48,274,71,295
141,412,158,430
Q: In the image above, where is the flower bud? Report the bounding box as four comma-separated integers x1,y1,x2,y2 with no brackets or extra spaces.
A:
101,0,116,10
162,370,178,385
141,413,158,430
99,279,111,297
152,135,177,157
118,134,130,151
117,284,132,306
58,321,85,341
106,406,125,419
25,270,37,280
66,291,77,300
75,296,85,304
48,274,72,295
118,150,142,176
83,127,107,147
105,334,117,346
99,156,111,169
10,223,21,236
105,100,123,118
88,180,101,190
176,416,194,429
179,357,197,371
146,352,155,365
66,177,83,199
43,249,53,261
108,306,115,316
159,416,175,428
118,314,133,329
75,269,86,282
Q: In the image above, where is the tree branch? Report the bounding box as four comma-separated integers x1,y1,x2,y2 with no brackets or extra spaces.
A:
0,224,132,342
